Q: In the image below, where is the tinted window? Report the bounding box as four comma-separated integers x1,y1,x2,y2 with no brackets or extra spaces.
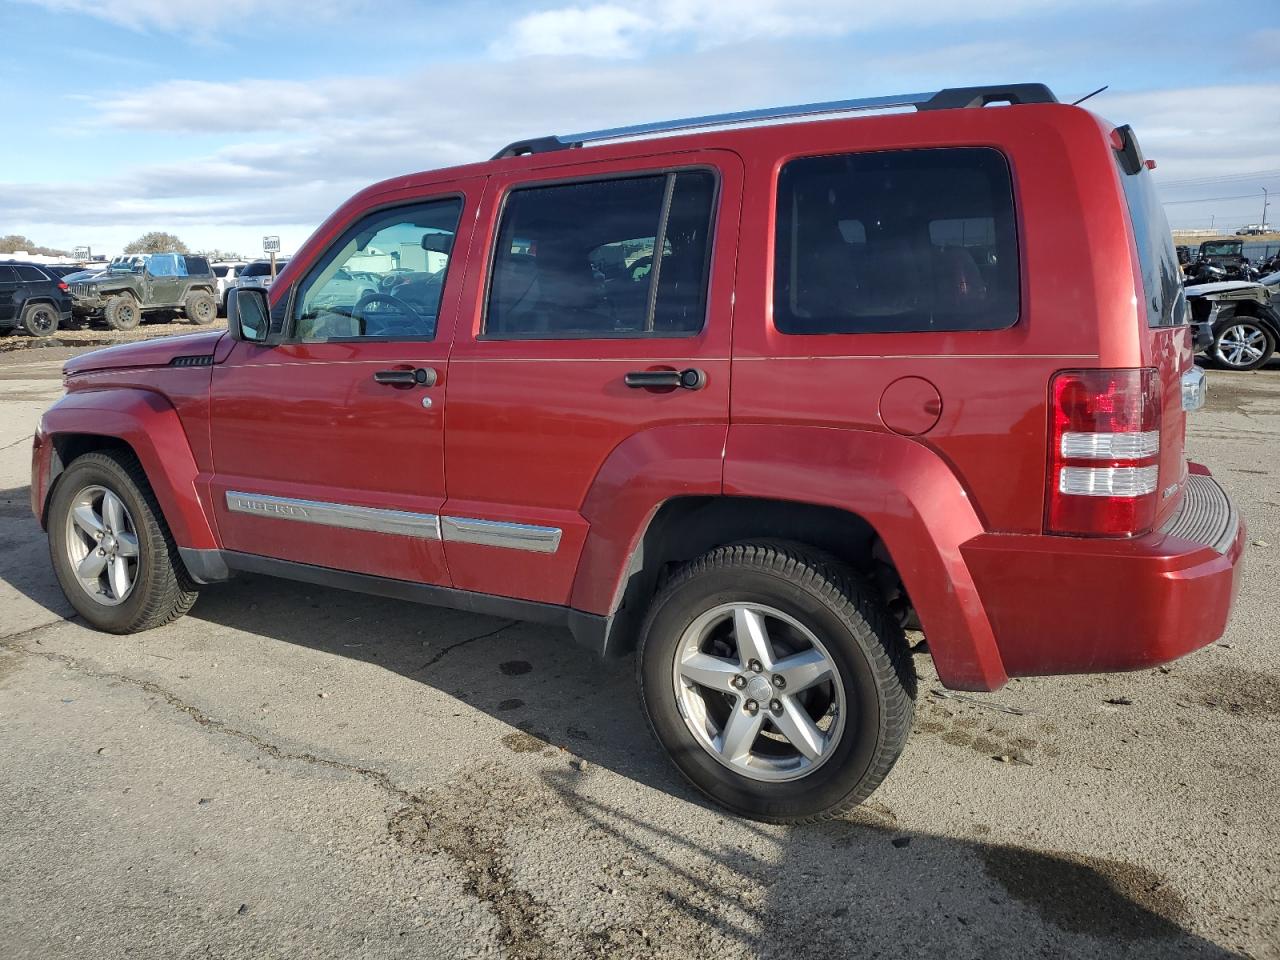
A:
0,266,17,282
213,265,230,277
1118,161,1185,327
16,266,48,282
241,260,286,278
186,256,210,275
774,148,1019,335
293,198,463,341
485,170,715,338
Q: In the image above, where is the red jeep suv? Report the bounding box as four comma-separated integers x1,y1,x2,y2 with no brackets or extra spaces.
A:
32,83,1244,823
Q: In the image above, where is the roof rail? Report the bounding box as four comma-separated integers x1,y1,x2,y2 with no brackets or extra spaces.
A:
491,82,1057,160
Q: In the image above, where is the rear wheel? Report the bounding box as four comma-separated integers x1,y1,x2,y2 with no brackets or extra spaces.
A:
48,450,198,633
184,291,217,325
20,302,59,337
1212,319,1275,371
104,295,141,331
638,542,915,824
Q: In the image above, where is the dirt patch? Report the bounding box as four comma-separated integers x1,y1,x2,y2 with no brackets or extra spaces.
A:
914,698,1057,762
501,731,548,753
388,774,556,960
980,845,1189,940
1183,666,1280,720
0,318,226,354
1204,373,1280,415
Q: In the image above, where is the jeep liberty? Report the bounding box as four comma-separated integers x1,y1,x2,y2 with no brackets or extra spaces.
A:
68,253,218,330
32,83,1244,823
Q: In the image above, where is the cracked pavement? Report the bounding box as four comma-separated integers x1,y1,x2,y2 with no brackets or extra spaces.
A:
1,347,1278,959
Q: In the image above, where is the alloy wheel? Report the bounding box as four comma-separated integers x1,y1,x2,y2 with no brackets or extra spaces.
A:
63,485,140,606
1216,322,1268,369
672,602,846,782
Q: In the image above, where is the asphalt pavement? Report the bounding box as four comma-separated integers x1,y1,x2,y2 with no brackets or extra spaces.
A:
1,347,1276,959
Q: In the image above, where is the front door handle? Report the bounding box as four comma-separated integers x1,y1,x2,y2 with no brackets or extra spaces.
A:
624,368,707,391
373,367,437,387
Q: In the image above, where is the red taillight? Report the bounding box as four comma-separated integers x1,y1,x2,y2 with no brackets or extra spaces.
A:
1047,368,1160,537
58,281,69,291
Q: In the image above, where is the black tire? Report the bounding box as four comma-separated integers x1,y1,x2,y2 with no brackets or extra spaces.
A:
1211,318,1275,371
104,295,141,331
637,542,915,824
184,290,217,325
20,301,60,337
47,450,198,633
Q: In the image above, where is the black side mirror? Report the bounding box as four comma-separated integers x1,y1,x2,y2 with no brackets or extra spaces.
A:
228,287,271,344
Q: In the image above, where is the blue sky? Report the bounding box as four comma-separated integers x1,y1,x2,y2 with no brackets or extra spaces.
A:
1,0,1277,257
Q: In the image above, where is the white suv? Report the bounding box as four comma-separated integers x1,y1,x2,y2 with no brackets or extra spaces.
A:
212,262,247,315
236,259,288,293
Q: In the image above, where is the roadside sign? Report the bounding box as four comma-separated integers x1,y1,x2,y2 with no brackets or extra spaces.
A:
263,236,281,253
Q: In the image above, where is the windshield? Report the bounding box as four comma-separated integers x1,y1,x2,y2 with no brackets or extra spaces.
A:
1200,242,1241,257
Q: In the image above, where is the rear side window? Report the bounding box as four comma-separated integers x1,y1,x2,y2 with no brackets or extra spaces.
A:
16,266,48,282
1117,163,1185,327
774,147,1019,335
186,256,210,275
485,170,716,339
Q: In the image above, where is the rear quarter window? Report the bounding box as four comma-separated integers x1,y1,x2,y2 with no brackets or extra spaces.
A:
16,266,48,282
1117,164,1185,328
774,147,1020,335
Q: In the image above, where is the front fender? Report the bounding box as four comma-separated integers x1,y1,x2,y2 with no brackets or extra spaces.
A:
723,425,1007,691
37,388,219,550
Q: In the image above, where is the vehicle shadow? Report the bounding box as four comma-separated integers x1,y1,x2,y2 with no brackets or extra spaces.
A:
0,485,1247,958
183,571,1242,959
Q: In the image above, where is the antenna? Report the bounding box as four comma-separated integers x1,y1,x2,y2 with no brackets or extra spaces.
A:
1072,85,1109,106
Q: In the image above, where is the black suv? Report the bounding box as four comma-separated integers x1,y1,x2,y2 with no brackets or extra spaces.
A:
0,262,73,336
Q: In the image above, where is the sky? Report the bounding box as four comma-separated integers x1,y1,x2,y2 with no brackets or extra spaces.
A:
1,0,1278,258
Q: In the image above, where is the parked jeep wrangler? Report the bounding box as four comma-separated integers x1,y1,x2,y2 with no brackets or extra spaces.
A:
32,83,1244,823
68,253,218,330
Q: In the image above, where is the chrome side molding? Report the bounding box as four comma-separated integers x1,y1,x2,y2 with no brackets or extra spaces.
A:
440,515,562,554
226,491,442,539
224,491,561,553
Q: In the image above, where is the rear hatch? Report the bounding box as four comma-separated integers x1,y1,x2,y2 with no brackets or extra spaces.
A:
1114,127,1193,527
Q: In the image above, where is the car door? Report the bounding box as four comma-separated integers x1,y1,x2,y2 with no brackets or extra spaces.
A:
144,254,185,306
441,150,742,605
0,266,20,325
207,180,483,585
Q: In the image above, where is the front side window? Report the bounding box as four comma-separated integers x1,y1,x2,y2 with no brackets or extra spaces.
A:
774,147,1020,335
293,198,463,341
485,170,715,338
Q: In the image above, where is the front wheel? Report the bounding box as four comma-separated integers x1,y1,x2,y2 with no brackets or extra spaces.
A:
1212,319,1275,371
104,295,141,331
48,450,198,633
637,542,915,824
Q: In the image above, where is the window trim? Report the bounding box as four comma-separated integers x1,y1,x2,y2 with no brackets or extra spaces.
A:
283,194,467,345
478,164,722,342
771,145,1022,337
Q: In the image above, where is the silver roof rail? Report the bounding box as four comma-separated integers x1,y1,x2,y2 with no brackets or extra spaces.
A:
492,83,1058,160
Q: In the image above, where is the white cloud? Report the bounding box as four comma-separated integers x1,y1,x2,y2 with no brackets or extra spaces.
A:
492,0,1151,58
13,0,354,32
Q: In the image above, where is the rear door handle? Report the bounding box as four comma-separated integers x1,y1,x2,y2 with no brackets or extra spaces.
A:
624,368,707,391
373,367,437,387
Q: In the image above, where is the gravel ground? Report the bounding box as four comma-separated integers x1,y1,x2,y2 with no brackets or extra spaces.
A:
0,317,226,353
0,347,1276,960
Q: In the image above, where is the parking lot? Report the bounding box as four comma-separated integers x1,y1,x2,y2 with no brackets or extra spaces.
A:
0,346,1277,960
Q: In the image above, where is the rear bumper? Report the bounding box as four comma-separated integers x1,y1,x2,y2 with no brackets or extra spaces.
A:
962,465,1244,678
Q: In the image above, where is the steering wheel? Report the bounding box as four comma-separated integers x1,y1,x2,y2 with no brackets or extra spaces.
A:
353,292,420,336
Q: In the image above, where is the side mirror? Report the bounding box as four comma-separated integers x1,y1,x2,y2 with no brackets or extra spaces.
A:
228,287,271,344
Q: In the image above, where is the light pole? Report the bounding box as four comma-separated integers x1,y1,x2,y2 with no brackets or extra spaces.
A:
1263,187,1270,232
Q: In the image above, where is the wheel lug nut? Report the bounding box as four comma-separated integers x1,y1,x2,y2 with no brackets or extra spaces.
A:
772,675,785,689
745,700,759,715
770,699,782,714
748,659,763,673
731,675,747,690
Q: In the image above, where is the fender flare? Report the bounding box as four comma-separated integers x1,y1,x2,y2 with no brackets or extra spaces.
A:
40,388,219,550
569,423,728,616
721,425,1007,691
